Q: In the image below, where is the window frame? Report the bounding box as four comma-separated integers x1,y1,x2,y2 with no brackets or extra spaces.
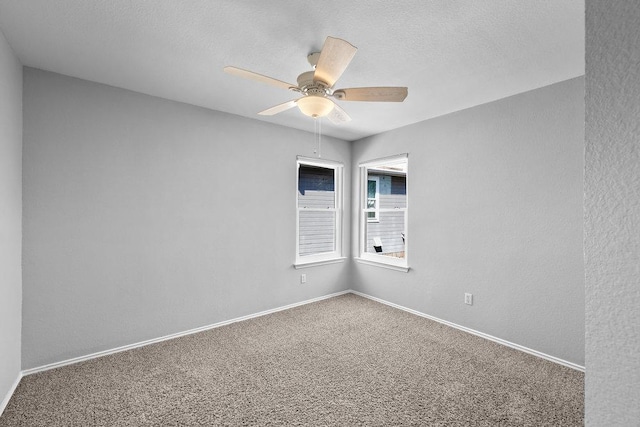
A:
357,154,409,272
294,156,345,268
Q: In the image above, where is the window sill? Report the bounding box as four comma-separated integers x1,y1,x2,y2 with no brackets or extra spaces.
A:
354,257,410,273
293,257,347,269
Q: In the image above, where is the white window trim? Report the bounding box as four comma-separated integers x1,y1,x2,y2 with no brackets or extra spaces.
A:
294,257,347,269
366,176,380,223
354,257,410,272
294,156,344,268
358,154,409,271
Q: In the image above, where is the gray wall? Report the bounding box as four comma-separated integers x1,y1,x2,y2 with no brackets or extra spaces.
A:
585,1,640,424
22,68,351,369
0,28,22,405
351,77,585,366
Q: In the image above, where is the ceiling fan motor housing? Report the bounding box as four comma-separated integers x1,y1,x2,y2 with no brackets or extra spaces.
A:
297,71,330,96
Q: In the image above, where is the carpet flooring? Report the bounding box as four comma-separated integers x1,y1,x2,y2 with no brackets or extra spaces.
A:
0,294,584,426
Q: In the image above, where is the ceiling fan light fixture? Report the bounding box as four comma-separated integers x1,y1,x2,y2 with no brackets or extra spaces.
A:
297,95,334,118
225,36,407,124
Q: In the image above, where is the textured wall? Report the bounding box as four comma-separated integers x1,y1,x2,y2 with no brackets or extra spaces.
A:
585,1,640,424
0,28,22,408
22,68,351,369
351,78,585,366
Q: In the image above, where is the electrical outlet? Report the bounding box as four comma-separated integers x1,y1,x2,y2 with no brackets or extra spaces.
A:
464,293,473,305
300,273,307,284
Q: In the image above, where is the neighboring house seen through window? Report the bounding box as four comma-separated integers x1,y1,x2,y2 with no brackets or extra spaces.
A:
295,157,343,267
367,176,380,222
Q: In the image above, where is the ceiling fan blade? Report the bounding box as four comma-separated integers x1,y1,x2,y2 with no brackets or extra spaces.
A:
258,99,298,116
313,37,357,88
223,66,297,91
332,87,408,102
326,101,351,124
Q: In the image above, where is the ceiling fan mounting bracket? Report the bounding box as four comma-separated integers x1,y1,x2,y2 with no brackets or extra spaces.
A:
307,52,321,68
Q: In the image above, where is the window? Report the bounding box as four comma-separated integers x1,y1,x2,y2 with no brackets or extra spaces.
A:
357,154,408,271
295,157,344,267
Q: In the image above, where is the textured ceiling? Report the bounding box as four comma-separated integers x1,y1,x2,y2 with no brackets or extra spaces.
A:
0,1,584,141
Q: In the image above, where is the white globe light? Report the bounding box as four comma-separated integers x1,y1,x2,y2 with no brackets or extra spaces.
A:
297,96,334,118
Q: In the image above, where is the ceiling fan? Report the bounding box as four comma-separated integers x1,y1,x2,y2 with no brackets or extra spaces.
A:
224,36,408,124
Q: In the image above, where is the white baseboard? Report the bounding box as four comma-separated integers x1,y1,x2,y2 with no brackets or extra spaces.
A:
0,371,22,417
350,290,585,372
22,290,351,376
20,288,583,380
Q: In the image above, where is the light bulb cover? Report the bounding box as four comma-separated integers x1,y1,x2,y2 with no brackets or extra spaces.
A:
297,96,334,118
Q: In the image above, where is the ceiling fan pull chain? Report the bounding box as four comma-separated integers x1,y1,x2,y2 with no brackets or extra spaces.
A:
318,117,322,159
313,117,318,156
312,116,322,159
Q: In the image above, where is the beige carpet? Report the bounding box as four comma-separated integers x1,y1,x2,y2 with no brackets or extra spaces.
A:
0,294,583,426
